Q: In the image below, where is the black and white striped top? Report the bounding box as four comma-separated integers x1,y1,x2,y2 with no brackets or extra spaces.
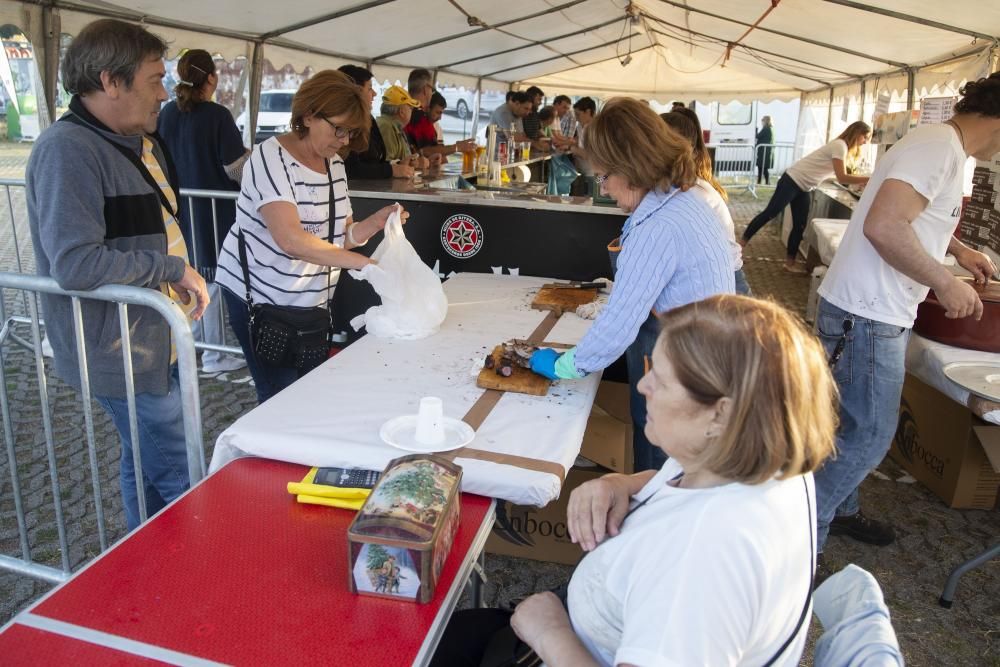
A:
217,137,353,308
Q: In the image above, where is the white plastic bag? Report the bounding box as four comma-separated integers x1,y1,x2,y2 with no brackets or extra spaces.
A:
348,205,448,339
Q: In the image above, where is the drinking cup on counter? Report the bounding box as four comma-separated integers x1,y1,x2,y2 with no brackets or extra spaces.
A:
414,396,445,445
520,142,531,161
475,146,487,176
462,149,475,173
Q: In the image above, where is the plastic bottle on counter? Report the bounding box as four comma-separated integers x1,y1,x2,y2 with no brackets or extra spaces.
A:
496,125,509,167
485,124,502,186
476,145,488,179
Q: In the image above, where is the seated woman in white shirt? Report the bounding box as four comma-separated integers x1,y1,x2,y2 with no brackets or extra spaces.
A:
741,121,871,273
432,295,837,666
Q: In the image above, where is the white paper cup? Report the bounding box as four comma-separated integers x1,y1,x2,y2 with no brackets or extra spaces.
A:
414,396,445,445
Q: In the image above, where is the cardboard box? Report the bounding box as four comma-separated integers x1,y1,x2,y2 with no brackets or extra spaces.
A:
580,380,633,474
890,375,1000,509
486,466,604,565
486,381,634,565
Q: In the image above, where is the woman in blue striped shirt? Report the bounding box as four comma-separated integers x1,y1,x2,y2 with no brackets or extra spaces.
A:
531,98,734,472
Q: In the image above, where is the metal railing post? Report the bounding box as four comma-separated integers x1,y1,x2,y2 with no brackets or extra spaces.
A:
27,289,71,574
72,296,108,550
117,302,148,523
0,273,208,582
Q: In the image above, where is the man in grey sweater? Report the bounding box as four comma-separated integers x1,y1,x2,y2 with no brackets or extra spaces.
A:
26,19,209,530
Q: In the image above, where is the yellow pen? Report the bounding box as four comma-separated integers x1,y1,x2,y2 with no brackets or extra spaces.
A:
295,494,366,511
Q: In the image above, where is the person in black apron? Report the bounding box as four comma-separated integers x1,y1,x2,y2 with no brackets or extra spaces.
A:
530,98,735,472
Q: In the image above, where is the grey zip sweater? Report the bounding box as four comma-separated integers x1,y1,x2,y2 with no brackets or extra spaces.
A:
27,96,187,398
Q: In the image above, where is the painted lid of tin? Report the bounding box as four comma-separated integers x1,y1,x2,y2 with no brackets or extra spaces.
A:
348,455,462,542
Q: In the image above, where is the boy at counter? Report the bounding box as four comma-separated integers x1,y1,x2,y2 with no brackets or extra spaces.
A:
489,91,531,143
406,91,475,162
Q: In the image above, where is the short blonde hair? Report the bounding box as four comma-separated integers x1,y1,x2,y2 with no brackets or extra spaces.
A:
657,295,837,483
290,69,370,152
586,97,697,192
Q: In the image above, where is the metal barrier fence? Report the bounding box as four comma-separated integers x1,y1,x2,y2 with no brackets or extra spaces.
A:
0,179,244,360
175,187,244,362
0,272,204,584
710,143,796,198
0,182,239,585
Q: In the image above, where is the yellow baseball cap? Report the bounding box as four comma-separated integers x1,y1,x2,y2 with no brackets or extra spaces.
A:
382,85,420,108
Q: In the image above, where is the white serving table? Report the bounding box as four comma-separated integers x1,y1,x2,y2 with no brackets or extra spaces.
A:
212,273,603,506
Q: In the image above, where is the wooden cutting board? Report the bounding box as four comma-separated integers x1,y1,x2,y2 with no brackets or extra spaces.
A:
476,345,551,396
531,286,598,315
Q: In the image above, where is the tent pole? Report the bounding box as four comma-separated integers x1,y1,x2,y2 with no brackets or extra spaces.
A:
41,5,60,125
372,0,586,63
230,42,253,127
906,68,915,111
471,76,482,141
652,0,907,68
858,79,866,122
821,1,996,42
825,87,834,142
437,15,621,70
248,41,264,146
793,91,807,160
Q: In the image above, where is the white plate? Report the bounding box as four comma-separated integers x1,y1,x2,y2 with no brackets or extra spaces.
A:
379,415,475,453
943,362,1000,402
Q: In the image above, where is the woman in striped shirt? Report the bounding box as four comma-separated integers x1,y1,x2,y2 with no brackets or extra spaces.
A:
217,70,406,402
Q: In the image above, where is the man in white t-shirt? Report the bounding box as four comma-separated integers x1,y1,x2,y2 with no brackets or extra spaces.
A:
814,73,1000,557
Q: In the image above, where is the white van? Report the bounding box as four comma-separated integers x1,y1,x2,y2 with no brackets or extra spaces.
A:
236,90,296,142
690,100,799,145
689,99,800,177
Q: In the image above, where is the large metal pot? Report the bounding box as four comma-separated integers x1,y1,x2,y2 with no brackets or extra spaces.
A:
914,276,1000,352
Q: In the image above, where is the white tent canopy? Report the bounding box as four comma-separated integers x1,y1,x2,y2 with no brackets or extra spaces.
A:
1,0,998,140
3,1,998,98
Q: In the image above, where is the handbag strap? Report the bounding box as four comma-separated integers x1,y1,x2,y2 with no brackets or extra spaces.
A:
325,160,334,310
761,476,814,667
237,158,336,309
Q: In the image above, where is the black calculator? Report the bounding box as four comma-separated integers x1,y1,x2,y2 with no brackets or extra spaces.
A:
313,467,381,489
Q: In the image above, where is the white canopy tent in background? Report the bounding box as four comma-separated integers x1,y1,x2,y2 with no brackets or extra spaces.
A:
0,0,998,151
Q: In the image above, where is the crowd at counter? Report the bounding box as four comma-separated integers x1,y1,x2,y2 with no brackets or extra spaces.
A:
19,15,1000,666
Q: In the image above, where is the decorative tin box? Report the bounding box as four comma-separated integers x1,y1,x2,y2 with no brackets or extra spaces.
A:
347,454,462,603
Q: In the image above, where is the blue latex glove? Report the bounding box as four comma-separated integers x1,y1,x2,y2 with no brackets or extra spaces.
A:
530,347,585,380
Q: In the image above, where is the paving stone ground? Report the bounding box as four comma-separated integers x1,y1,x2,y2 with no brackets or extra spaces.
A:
0,147,997,665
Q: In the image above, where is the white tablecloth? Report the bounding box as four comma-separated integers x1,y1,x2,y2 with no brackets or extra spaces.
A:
906,334,1000,425
211,274,602,506
809,218,850,266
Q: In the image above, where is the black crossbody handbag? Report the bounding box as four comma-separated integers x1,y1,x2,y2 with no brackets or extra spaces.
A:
237,161,335,372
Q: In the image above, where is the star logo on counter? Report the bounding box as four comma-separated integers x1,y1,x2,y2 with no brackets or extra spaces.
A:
441,214,484,259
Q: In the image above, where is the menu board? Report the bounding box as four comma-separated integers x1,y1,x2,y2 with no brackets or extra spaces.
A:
918,96,959,126
959,157,1000,255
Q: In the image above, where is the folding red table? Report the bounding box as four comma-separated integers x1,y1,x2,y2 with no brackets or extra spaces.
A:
0,457,495,666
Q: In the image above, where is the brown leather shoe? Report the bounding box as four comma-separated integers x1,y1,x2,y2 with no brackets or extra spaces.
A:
829,512,896,546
